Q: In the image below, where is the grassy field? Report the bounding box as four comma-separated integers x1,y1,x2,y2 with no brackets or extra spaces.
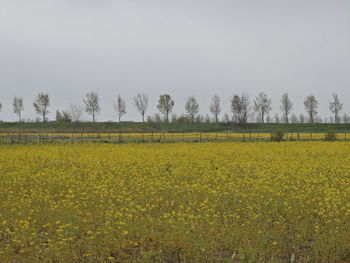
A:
1,121,350,133
0,131,349,144
0,142,349,262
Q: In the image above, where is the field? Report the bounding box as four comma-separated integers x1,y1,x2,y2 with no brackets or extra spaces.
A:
1,121,350,133
0,131,349,144
1,142,350,262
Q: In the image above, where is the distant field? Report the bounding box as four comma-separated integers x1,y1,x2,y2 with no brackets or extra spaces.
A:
1,131,350,144
1,121,350,133
0,142,349,262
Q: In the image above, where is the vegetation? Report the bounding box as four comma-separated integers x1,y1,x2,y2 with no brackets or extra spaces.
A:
114,95,127,122
33,93,50,122
0,142,349,262
0,92,349,125
133,94,149,123
329,94,344,124
83,92,101,122
1,121,350,133
157,94,174,123
254,92,272,123
304,95,318,123
271,129,285,142
280,93,293,123
12,97,24,122
209,95,221,123
324,128,337,141
185,96,199,123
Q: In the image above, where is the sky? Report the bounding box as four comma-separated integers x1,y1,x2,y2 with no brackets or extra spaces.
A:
0,0,349,122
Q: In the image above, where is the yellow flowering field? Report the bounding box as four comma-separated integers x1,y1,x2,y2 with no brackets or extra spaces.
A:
0,142,350,262
1,131,349,143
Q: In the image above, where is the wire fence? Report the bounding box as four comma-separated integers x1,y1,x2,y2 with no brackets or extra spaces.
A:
0,132,349,144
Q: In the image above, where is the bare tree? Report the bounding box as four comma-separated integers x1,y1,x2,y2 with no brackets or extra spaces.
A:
304,95,318,123
299,114,305,123
33,93,50,122
56,110,72,122
254,92,272,123
329,93,343,123
13,97,24,122
157,94,174,122
222,113,230,123
69,104,83,122
343,113,350,123
290,113,298,123
231,94,250,124
134,94,149,122
114,95,127,122
185,96,199,123
209,94,221,123
83,92,101,122
266,115,271,123
274,113,280,123
205,114,211,123
170,113,178,123
280,93,293,123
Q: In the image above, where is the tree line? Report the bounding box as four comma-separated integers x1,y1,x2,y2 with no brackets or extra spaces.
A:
0,92,349,124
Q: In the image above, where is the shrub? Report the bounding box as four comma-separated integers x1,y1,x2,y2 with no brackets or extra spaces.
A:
176,116,190,124
272,129,284,142
324,128,337,141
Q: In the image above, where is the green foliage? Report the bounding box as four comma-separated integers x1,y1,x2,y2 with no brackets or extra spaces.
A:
0,122,350,134
272,129,284,142
55,110,72,122
175,116,190,124
324,128,337,141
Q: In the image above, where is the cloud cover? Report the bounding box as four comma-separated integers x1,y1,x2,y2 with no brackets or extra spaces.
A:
0,0,349,121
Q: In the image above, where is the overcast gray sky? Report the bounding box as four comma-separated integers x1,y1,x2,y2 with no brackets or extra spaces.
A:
0,0,349,122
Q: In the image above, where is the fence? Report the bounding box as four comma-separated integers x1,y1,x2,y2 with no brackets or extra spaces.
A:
0,132,349,144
